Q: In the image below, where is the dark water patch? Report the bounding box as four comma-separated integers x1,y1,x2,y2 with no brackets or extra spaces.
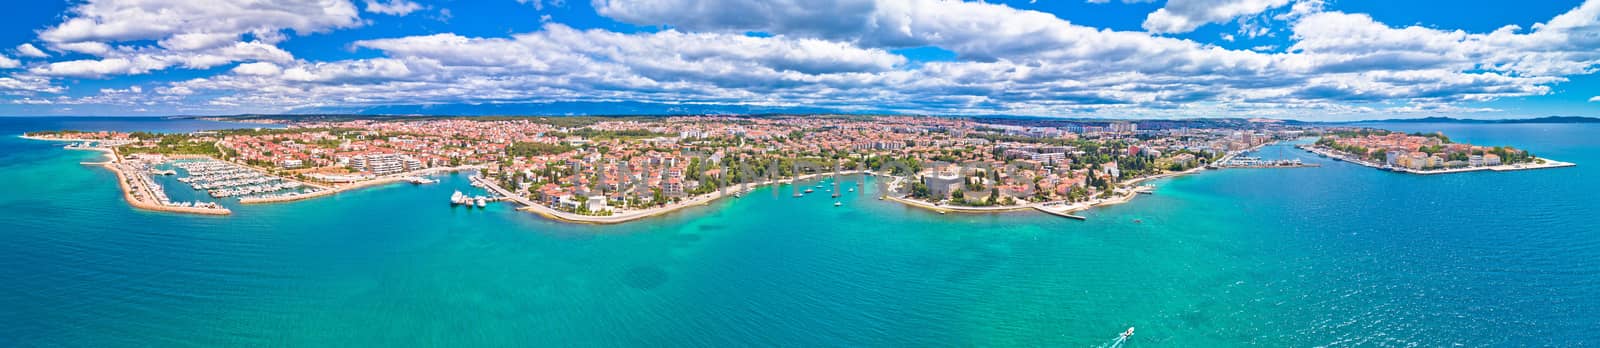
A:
942,245,1007,283
622,266,669,290
673,233,702,243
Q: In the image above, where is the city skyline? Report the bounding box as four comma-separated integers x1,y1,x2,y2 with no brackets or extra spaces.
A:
2,0,1599,119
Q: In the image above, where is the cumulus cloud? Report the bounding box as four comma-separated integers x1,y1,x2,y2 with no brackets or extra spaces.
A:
1142,0,1292,34
15,44,48,58
1590,96,1600,102
0,55,18,69
232,62,284,76
32,41,294,78
0,75,62,94
31,0,361,78
364,0,424,16
14,0,1600,118
39,0,361,43
518,0,567,11
1289,3,1600,77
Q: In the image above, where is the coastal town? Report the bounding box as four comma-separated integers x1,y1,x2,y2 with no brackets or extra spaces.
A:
20,115,1570,222
1301,128,1575,174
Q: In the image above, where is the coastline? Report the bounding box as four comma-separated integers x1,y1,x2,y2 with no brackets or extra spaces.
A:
24,129,1288,223
1298,144,1575,174
484,170,871,224
24,134,233,215
238,165,482,204
885,147,1226,217
24,133,471,213
102,161,233,215
19,134,126,143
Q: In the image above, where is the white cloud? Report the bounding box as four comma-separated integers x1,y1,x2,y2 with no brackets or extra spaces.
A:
53,42,113,55
1142,0,1291,34
518,0,567,11
232,62,284,76
364,0,424,16
0,75,63,94
15,44,48,58
0,55,18,69
32,58,155,78
27,0,363,78
39,0,361,44
1589,96,1600,102
14,0,1600,119
32,41,294,77
1290,2,1600,77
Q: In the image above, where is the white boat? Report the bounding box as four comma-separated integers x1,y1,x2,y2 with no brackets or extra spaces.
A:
450,190,465,205
475,196,487,208
834,201,842,207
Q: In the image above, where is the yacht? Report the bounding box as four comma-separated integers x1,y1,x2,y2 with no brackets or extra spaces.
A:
450,190,465,205
475,196,487,208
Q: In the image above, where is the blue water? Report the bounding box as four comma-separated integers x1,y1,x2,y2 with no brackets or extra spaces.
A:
1,117,1596,346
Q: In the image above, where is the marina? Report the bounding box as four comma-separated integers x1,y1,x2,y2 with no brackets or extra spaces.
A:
171,160,324,200
1211,156,1320,168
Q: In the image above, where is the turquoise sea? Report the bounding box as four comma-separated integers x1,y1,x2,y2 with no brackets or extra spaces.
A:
1,117,1596,346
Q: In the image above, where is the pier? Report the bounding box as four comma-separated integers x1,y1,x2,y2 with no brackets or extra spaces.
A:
1032,205,1087,220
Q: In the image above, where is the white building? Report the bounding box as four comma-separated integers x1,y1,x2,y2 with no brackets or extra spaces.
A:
351,153,423,175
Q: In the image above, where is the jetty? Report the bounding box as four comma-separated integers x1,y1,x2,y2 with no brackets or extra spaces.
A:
1033,205,1087,220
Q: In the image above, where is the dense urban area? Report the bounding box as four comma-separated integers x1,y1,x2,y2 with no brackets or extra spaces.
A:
23,115,1568,220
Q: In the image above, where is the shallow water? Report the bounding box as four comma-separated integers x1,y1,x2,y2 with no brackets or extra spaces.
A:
1,117,1595,346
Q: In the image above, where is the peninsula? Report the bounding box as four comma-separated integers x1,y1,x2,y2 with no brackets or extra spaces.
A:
1299,128,1575,174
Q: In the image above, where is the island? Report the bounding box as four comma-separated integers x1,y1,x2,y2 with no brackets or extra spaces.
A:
25,115,1563,222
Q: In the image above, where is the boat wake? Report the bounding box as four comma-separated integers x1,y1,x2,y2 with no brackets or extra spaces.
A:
1098,327,1134,348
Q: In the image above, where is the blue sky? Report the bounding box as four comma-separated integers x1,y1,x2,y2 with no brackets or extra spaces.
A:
0,0,1597,120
